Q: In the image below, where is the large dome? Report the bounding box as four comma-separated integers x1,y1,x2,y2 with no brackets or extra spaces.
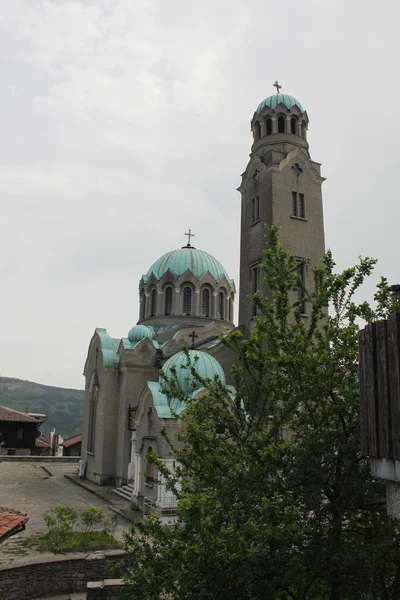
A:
143,246,232,283
161,350,226,393
256,93,304,115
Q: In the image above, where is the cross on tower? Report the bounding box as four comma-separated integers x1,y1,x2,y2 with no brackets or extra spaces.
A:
273,80,282,94
185,229,195,246
189,330,198,348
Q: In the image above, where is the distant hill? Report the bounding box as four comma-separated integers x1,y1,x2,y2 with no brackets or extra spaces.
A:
0,377,84,439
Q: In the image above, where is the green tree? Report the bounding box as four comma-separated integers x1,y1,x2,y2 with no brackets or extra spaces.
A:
120,228,400,600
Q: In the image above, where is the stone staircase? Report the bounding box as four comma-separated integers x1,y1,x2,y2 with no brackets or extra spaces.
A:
111,483,134,502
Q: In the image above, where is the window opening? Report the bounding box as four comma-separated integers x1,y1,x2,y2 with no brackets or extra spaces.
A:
299,193,305,218
251,263,260,317
202,288,210,317
183,286,192,315
165,287,173,315
297,263,306,315
146,446,154,481
251,196,260,224
88,389,97,454
140,292,146,320
292,192,298,216
291,117,297,134
16,428,23,440
218,291,224,320
150,289,157,317
292,192,305,218
266,118,272,135
278,116,285,133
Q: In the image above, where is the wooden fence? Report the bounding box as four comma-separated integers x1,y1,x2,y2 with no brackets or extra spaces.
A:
359,312,400,459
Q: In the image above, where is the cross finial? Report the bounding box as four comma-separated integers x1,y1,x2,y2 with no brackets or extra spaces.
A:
184,229,195,246
189,330,198,348
273,80,282,94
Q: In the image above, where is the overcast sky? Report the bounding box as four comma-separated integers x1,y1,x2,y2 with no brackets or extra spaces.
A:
1,0,399,390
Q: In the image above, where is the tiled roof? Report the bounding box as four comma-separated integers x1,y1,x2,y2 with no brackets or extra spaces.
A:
62,433,82,448
35,437,50,448
0,406,41,423
0,506,28,543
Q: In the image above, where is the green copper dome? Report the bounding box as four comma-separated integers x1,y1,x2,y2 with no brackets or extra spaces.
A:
128,324,154,344
161,350,226,393
143,246,232,283
256,94,304,115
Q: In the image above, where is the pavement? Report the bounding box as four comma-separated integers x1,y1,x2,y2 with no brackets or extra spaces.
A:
0,461,140,566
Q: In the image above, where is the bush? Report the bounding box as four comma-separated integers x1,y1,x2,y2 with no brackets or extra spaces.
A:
81,506,105,535
42,504,117,552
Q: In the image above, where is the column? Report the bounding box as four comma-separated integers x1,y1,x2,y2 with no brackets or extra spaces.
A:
286,116,291,134
271,116,278,134
133,454,141,495
174,287,181,315
297,120,302,137
212,292,218,318
144,293,150,318
156,287,163,315
195,288,200,316
127,431,136,482
260,120,266,137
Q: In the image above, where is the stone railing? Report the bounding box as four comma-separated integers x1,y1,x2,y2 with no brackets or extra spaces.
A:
87,579,126,599
0,550,125,600
0,455,79,462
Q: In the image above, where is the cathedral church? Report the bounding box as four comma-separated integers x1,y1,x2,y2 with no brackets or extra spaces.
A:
81,85,326,515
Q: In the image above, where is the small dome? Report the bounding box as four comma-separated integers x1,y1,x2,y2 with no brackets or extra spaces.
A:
143,246,232,283
128,324,154,343
161,350,226,393
256,94,304,115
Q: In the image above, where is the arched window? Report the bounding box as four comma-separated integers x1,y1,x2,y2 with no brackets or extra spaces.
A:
150,289,157,317
183,286,192,315
266,118,272,135
218,291,224,320
165,287,173,315
278,116,285,133
145,446,154,481
202,288,210,317
291,117,297,134
140,291,146,320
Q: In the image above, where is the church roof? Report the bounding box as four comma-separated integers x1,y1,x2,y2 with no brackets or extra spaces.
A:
256,94,304,114
161,349,226,394
143,246,232,284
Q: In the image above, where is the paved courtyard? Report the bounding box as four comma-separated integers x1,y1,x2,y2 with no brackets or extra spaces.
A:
0,461,131,563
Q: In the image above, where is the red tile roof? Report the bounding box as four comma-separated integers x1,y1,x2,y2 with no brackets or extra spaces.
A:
0,506,29,543
35,437,50,448
62,433,82,448
0,405,41,423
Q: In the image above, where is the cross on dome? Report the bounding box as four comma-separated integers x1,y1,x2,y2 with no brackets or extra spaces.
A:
184,229,195,247
189,330,198,348
273,80,282,94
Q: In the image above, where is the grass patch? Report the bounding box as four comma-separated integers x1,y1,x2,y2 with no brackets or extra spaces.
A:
41,530,120,553
2,532,120,556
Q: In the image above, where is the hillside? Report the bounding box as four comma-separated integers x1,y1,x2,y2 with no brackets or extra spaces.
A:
0,377,84,439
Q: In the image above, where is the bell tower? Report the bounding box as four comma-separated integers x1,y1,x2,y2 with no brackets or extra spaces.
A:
238,84,326,335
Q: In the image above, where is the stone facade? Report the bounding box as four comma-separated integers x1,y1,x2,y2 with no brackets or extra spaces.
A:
81,89,326,514
82,244,237,509
238,96,325,335
0,550,125,600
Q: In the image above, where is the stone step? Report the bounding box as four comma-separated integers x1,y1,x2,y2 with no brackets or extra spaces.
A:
112,488,132,501
122,484,134,492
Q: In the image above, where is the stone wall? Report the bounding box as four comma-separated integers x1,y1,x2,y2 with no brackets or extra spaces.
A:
0,550,125,600
0,455,79,462
87,579,126,599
